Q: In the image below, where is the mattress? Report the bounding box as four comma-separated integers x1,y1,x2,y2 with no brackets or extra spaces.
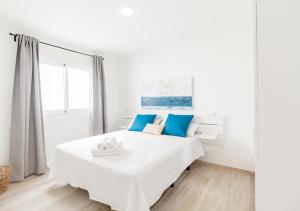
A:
48,130,205,211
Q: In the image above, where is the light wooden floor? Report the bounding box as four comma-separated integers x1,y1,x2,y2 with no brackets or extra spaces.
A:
0,161,255,211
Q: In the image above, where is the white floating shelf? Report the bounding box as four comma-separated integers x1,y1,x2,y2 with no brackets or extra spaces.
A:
197,133,219,141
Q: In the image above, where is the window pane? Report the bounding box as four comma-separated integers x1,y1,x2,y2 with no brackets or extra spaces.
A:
40,64,65,110
68,68,90,109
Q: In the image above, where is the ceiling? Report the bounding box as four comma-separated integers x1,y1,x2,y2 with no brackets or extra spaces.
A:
0,0,250,55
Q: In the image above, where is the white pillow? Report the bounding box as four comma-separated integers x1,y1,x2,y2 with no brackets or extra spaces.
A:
143,123,164,135
153,116,163,125
187,123,198,137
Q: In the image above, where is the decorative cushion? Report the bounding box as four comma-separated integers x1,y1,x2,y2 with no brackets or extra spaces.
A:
143,123,165,135
128,114,157,132
162,114,194,137
153,116,163,125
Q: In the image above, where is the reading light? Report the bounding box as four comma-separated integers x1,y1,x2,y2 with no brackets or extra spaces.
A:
120,7,134,16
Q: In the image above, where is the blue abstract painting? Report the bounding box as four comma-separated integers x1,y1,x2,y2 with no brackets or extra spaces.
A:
141,77,192,110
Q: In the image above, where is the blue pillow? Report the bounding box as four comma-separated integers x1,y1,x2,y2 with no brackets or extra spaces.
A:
128,114,157,132
162,114,194,137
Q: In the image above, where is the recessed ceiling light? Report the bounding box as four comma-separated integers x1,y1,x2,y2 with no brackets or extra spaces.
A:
120,7,134,16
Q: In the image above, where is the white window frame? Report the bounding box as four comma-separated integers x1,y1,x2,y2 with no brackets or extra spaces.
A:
40,63,90,116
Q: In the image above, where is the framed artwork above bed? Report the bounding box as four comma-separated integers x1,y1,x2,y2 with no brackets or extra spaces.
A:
141,77,193,110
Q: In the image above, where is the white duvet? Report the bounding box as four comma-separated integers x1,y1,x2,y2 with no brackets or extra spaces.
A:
48,130,205,211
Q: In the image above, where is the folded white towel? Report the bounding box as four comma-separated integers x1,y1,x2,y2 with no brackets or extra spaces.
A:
91,143,123,157
97,143,105,150
97,136,118,150
91,136,123,157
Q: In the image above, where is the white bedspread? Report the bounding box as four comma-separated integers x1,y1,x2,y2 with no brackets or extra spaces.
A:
48,130,205,211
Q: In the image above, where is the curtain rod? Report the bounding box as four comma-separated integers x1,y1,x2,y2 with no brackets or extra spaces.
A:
9,33,104,60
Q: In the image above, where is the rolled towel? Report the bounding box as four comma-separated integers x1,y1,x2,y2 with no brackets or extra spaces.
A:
91,143,123,157
107,137,117,147
106,140,120,151
97,137,110,149
97,136,117,150
97,143,105,150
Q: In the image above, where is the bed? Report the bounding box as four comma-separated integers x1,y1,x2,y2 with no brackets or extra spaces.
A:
48,130,205,211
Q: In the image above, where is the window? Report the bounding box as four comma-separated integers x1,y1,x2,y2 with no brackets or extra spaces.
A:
40,64,90,112
68,68,90,109
40,64,65,110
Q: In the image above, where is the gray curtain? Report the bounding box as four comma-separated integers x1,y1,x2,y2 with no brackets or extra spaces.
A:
91,55,107,135
10,34,46,181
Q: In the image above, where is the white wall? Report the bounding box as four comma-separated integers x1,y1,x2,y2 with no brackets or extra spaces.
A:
256,0,300,210
118,5,255,171
0,19,121,165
